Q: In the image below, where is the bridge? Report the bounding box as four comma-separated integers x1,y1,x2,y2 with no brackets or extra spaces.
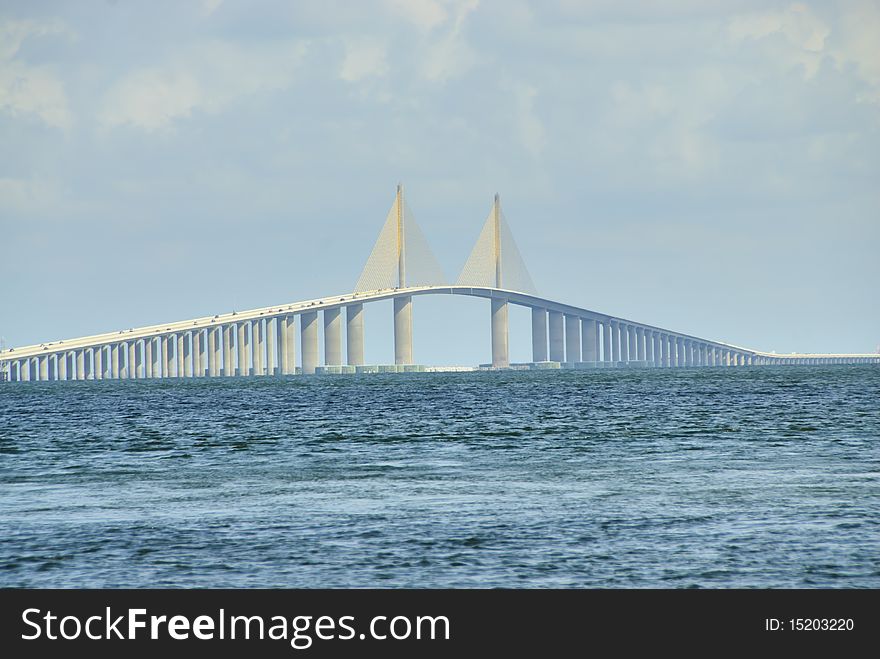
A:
1,185,877,382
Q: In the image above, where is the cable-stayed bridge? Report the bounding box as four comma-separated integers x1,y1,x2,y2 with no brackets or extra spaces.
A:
1,185,877,382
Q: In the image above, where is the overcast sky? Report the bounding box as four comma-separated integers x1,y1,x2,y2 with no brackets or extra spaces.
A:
2,0,878,365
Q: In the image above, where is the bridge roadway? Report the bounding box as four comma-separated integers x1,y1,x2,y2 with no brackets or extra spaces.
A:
1,286,878,381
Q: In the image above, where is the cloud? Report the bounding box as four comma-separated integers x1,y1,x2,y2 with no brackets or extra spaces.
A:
727,3,830,78
419,0,479,82
339,38,388,82
0,19,73,129
384,0,449,31
100,39,307,130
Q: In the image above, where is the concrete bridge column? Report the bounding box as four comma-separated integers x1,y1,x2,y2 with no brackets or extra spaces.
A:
532,308,548,362
626,325,635,362
651,332,660,366
237,323,247,376
564,314,580,363
394,296,413,365
163,336,173,377
21,359,29,381
548,311,564,362
636,328,646,362
75,349,84,381
38,356,48,381
582,319,598,363
253,321,264,375
111,343,121,379
181,334,191,377
207,330,216,377
265,320,276,376
301,311,319,374
491,298,509,368
346,305,364,367
189,331,199,377
151,338,160,378
223,325,233,376
700,344,708,367
144,340,152,378
678,338,687,367
283,316,296,374
135,342,144,378
324,308,342,366
58,353,67,381
94,347,103,380
603,322,612,363
608,321,619,363
172,332,186,378
127,342,135,379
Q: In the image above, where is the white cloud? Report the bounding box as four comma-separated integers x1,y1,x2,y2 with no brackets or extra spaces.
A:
339,38,389,82
384,0,449,31
727,3,829,78
420,0,480,83
100,39,307,130
0,20,73,129
831,0,880,103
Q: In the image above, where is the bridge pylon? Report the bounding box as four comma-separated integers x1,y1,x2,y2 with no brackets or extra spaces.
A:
458,194,536,367
354,185,445,364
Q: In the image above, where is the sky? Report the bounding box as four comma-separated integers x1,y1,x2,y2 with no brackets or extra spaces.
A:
1,0,879,366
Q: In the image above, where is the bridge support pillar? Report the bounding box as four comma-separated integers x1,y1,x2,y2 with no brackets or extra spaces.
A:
253,321,264,375
175,335,184,378
324,308,342,366
346,305,364,367
281,316,296,374
393,296,413,365
548,311,564,362
236,323,247,376
636,328,646,362
491,298,509,368
301,311,319,374
223,325,233,376
206,330,216,377
265,320,276,376
564,314,580,363
582,319,598,362
603,322,612,363
531,308,548,362
94,347,103,380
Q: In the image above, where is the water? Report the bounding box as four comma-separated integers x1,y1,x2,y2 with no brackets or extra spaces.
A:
1,367,878,588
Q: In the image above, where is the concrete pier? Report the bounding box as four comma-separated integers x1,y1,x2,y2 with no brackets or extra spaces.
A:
582,319,598,362
176,334,184,378
346,305,364,367
532,308,548,362
236,323,246,376
564,314,580,363
324,308,342,366
393,296,413,365
265,319,276,376
282,315,296,374
491,298,509,367
253,320,264,376
224,325,234,376
548,311,564,362
301,310,318,375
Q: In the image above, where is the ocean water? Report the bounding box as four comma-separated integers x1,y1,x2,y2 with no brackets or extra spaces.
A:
1,367,878,588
